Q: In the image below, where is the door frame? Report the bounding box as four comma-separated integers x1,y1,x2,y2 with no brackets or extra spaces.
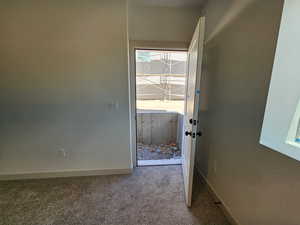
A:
128,40,189,168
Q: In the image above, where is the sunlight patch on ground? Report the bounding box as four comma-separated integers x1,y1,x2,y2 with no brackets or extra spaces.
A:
136,100,184,114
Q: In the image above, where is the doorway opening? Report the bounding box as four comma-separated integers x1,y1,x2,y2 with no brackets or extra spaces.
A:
135,49,188,166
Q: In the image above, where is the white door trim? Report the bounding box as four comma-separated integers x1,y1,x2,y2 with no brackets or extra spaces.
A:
128,40,189,167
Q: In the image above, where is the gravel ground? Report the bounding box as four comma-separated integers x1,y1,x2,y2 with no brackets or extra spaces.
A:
137,143,181,160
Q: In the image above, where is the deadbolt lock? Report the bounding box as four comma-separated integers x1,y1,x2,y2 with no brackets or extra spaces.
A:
189,118,197,125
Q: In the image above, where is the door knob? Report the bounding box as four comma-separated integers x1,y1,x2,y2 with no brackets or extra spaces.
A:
197,131,202,136
185,131,192,136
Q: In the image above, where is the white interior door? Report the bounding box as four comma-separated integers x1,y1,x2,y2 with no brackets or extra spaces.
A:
182,17,205,207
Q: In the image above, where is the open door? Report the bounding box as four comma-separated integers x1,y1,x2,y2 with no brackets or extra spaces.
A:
182,17,205,207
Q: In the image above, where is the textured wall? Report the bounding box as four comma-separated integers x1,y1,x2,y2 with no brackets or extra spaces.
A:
196,0,300,224
128,3,201,42
0,0,131,174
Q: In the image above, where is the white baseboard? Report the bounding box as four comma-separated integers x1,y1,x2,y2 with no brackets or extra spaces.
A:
194,166,241,225
0,168,133,181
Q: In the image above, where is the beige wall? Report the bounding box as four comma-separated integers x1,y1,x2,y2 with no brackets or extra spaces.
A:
0,0,131,174
197,0,300,224
128,3,201,42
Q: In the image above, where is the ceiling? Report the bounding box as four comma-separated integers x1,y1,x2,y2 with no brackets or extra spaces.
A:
129,0,205,8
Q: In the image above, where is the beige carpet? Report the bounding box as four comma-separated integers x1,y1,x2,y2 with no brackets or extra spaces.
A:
0,166,230,225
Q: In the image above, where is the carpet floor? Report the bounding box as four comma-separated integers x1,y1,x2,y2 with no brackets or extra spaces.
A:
0,166,230,225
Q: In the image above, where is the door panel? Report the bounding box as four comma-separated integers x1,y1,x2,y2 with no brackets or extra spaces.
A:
182,17,205,207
